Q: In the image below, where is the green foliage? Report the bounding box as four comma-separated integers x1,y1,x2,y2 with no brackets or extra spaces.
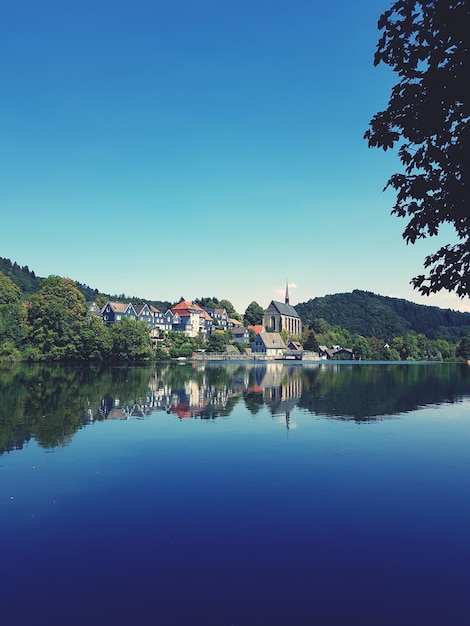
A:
79,316,113,360
244,301,264,326
0,258,40,298
206,332,230,353
95,295,108,309
0,341,21,362
0,271,21,304
435,339,455,360
308,313,453,362
158,331,199,359
351,335,372,360
27,276,89,360
0,302,26,348
23,276,152,362
195,296,220,309
234,342,248,353
109,318,153,360
303,331,319,352
365,1,469,296
218,299,242,322
456,335,470,360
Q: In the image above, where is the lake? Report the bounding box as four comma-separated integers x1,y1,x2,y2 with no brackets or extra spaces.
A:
1,361,470,625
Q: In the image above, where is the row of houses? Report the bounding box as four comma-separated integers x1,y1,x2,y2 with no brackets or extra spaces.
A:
96,287,354,359
100,300,250,342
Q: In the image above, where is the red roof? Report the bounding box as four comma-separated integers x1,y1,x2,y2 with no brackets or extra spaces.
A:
171,301,209,318
172,300,199,311
248,325,263,335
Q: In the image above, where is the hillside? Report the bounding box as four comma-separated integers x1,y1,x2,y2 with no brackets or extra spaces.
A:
0,257,171,312
0,258,41,297
296,290,470,342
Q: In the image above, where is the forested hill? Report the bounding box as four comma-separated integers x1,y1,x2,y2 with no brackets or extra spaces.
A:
0,258,40,296
0,256,107,301
0,257,171,311
296,290,470,342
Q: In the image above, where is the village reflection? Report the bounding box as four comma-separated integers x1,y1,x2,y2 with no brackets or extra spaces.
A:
1,361,470,454
98,363,304,428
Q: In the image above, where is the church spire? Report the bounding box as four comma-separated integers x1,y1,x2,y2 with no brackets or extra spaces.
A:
285,281,289,305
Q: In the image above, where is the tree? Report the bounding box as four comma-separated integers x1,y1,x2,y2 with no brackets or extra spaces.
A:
109,318,153,360
351,335,371,360
0,271,25,352
304,330,319,352
244,301,264,326
206,332,230,353
435,338,455,360
456,334,470,360
0,271,21,304
79,316,112,360
95,295,108,309
219,299,242,322
27,276,89,360
365,1,469,296
195,296,219,309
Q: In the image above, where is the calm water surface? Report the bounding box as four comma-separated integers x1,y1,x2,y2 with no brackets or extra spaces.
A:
1,361,470,625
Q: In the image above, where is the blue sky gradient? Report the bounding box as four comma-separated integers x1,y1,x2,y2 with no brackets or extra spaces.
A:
1,0,467,313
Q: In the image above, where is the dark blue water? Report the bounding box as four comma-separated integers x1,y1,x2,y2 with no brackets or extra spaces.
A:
1,362,470,625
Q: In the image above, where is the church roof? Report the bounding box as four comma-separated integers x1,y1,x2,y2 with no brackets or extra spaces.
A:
268,300,301,318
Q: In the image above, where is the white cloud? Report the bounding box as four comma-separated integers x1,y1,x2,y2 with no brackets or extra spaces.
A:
276,282,298,297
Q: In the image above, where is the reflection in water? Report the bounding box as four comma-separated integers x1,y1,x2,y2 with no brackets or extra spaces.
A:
1,361,470,454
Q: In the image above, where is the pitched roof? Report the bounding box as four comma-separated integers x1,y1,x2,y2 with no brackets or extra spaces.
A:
105,302,129,314
248,325,263,335
133,304,147,315
172,301,206,314
267,300,301,318
172,300,197,311
232,325,247,335
172,301,211,320
258,331,286,349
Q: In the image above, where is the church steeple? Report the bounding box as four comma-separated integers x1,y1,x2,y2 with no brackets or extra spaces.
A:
285,281,289,305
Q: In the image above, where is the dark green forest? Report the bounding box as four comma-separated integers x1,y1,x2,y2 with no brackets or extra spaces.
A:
296,290,470,343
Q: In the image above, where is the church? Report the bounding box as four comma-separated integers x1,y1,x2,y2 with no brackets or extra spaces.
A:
263,284,302,337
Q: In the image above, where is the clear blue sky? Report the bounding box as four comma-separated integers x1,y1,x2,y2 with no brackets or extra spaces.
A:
1,0,467,313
